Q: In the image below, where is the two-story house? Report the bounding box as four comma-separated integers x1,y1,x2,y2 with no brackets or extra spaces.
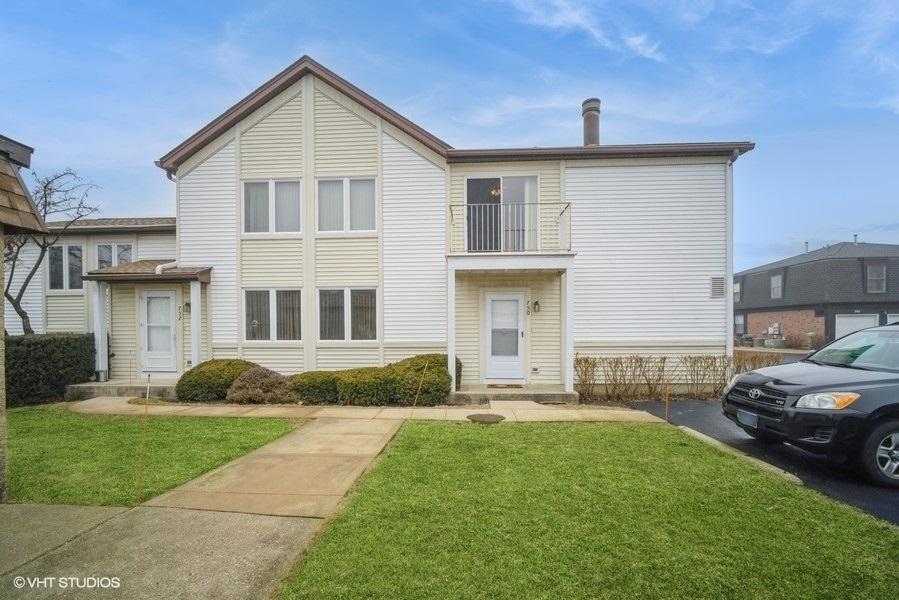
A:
82,56,752,395
734,241,899,346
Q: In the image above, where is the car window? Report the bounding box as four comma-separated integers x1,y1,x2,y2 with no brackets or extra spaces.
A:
810,330,899,372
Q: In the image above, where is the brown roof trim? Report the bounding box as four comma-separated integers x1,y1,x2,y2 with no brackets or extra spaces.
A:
83,271,210,283
0,134,34,169
156,56,453,175
48,218,176,235
445,142,756,163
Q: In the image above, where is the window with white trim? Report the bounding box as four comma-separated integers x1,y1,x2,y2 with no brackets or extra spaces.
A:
48,245,83,290
866,263,886,294
734,314,745,335
318,288,377,341
770,273,783,300
733,280,741,303
243,180,301,233
244,289,302,341
97,243,133,269
317,178,376,233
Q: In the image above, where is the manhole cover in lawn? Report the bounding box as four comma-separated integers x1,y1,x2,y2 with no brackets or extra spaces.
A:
467,413,505,424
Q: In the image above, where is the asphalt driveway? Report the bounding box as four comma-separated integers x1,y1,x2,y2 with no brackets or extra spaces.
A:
634,399,899,526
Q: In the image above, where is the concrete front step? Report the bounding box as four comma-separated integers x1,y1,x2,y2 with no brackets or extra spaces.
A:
448,391,579,405
66,381,177,401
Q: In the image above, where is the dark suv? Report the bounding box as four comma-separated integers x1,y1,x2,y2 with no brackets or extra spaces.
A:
722,324,899,487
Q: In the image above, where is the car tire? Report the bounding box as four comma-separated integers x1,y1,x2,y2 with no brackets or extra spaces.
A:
860,420,899,488
743,428,782,444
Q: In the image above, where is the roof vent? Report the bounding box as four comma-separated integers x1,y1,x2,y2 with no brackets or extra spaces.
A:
582,98,601,146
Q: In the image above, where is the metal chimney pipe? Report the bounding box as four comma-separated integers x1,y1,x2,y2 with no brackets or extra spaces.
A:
582,98,601,146
804,241,809,253
853,233,858,244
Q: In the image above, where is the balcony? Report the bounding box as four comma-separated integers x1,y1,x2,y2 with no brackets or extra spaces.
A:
449,202,571,254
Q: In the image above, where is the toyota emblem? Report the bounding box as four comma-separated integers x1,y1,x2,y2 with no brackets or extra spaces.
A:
748,388,763,400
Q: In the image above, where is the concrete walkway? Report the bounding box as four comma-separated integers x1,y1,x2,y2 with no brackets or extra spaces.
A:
72,396,663,423
145,418,401,518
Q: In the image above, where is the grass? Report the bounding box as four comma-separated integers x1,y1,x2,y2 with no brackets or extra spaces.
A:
7,404,293,505
282,422,899,600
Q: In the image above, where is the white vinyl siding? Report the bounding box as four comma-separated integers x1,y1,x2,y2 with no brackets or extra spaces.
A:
240,239,303,287
314,237,378,285
109,285,137,378
242,346,304,374
382,133,446,343
136,234,176,260
239,93,303,179
316,346,379,370
181,283,208,370
4,242,44,334
46,295,86,332
178,140,238,346
313,90,377,176
566,163,727,346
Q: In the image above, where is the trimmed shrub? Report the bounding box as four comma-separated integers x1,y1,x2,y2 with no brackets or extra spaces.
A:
335,367,401,406
226,366,298,405
175,359,258,403
290,371,339,404
392,354,453,406
5,333,95,406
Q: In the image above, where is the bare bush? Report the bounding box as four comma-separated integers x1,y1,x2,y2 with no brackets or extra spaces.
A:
634,355,668,400
678,355,720,399
574,353,599,402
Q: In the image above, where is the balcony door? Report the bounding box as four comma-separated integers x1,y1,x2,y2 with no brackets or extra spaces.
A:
466,176,537,252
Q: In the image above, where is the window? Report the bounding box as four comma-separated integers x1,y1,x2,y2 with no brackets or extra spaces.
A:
733,280,742,303
734,314,745,335
243,180,301,233
244,289,301,341
97,243,133,269
770,273,783,300
319,288,377,341
465,175,538,252
317,178,376,232
866,263,886,294
48,244,83,290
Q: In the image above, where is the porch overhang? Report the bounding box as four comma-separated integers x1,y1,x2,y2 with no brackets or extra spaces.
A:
83,259,211,283
446,252,575,272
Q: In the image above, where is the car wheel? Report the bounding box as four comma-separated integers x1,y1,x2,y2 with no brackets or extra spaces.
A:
861,420,899,488
743,428,781,444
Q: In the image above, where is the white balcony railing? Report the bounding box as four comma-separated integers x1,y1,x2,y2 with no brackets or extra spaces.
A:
449,202,571,253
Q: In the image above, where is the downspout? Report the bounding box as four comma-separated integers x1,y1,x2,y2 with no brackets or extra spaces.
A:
155,261,177,275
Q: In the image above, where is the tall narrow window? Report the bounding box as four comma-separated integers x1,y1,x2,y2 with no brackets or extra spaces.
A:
319,289,345,340
318,180,344,232
734,314,746,335
49,246,64,290
867,263,886,293
245,290,270,340
351,289,376,340
244,182,269,233
117,244,133,264
733,281,742,303
275,181,301,232
97,244,113,269
68,246,83,290
349,179,376,231
770,273,783,300
276,290,302,340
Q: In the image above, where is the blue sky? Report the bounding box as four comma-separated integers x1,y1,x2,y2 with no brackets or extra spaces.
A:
4,0,898,270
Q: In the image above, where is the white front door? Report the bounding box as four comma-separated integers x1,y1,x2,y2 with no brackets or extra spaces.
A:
485,292,526,381
834,313,880,339
139,290,177,372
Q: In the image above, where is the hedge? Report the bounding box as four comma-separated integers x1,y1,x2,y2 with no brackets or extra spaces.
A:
333,353,459,407
5,333,96,406
175,359,259,403
226,366,299,404
290,371,339,404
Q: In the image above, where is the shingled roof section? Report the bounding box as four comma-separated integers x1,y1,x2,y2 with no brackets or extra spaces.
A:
0,134,46,234
84,259,211,283
47,217,176,234
737,242,899,276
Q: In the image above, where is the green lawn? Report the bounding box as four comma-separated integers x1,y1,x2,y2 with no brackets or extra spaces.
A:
282,422,899,600
7,404,293,505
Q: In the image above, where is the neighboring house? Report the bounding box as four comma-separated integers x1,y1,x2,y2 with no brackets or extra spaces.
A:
4,217,176,336
734,242,899,346
83,56,752,393
0,134,48,500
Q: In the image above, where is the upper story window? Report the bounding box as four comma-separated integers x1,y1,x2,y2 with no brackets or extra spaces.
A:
243,180,301,234
733,280,742,303
866,263,886,294
97,243,133,268
317,178,376,233
244,289,301,341
48,245,83,291
465,176,538,252
770,273,783,300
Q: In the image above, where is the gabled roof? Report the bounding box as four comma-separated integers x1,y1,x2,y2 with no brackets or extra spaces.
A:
47,217,176,234
0,134,47,234
737,242,899,276
156,55,755,175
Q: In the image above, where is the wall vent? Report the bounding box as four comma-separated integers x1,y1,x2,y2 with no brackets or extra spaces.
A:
710,276,726,298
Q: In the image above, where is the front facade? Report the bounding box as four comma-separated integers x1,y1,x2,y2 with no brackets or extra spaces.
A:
734,242,899,346
83,56,750,392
